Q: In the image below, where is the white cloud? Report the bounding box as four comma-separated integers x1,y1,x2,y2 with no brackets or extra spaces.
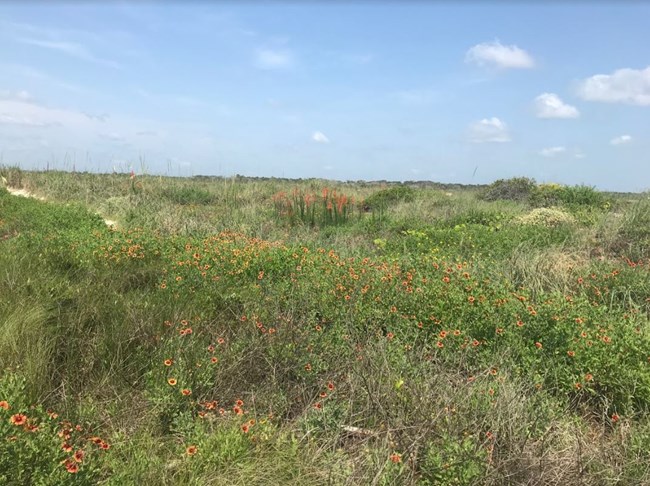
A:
0,98,95,128
16,37,122,69
0,90,34,102
312,131,330,144
255,48,293,69
574,149,586,159
539,146,566,157
468,117,511,143
465,40,534,69
577,66,650,106
610,135,632,145
534,93,579,119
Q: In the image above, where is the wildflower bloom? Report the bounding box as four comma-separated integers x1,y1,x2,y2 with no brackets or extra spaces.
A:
241,424,250,433
186,445,198,456
10,413,27,426
567,351,575,357
73,450,85,463
164,359,173,366
389,452,402,464
63,460,79,474
236,399,244,407
0,401,9,410
585,374,593,382
100,441,110,450
211,356,219,364
436,341,444,348
313,402,322,410
62,443,73,452
386,332,395,341
611,414,620,423
181,389,192,396
168,378,178,386
327,382,335,391
304,363,312,371
535,342,543,349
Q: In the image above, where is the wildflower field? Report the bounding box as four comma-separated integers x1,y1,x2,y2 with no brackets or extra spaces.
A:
1,168,649,485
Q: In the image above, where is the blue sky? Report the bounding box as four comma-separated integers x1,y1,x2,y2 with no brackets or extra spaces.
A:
0,2,649,191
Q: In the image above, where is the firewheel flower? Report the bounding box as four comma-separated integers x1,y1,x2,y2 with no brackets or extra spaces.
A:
63,459,79,474
10,414,27,426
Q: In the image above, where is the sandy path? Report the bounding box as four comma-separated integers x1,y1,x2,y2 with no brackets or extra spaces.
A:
5,185,117,227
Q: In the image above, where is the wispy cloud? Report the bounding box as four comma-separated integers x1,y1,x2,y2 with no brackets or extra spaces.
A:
16,37,122,69
465,40,535,69
0,90,34,102
468,117,511,143
0,62,88,93
312,131,330,144
255,48,293,69
395,88,439,106
534,93,579,119
577,66,650,106
610,135,632,145
539,146,566,157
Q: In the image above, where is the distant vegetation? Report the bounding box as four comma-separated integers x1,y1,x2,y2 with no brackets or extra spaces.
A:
1,167,649,484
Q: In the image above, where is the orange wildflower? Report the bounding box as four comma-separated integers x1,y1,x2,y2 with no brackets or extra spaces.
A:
168,378,178,386
389,452,402,464
10,414,27,426
164,359,173,366
181,389,192,396
63,460,79,474
186,445,198,455
73,450,85,463
0,401,9,410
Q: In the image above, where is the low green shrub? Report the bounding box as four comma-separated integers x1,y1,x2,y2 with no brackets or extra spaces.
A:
479,177,536,202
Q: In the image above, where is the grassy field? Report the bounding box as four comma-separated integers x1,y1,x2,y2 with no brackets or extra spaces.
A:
1,166,649,485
